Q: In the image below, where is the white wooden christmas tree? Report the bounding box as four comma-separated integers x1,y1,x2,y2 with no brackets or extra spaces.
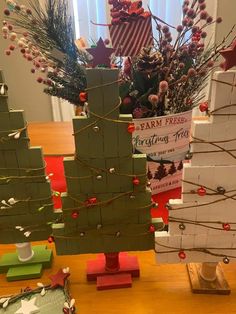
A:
155,65,236,292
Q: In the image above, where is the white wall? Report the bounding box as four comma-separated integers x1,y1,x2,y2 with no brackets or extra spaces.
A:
0,0,53,122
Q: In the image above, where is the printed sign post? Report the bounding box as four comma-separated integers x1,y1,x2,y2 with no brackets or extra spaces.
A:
133,111,192,194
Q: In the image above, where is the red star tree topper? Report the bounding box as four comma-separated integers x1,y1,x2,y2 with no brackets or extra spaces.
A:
86,37,115,68
220,40,236,71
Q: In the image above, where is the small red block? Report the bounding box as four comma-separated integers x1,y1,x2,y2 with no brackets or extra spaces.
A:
97,273,132,290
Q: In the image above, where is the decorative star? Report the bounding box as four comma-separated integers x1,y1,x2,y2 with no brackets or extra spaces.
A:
86,37,115,68
15,297,39,314
220,40,236,71
49,268,70,288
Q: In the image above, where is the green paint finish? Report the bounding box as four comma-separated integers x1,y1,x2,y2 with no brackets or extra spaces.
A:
7,263,42,281
102,69,120,119
0,245,52,273
118,114,133,157
0,96,8,112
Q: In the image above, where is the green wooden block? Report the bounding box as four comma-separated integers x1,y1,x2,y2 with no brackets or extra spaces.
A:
0,245,53,273
91,158,107,193
0,112,10,131
61,193,75,208
103,120,118,158
0,70,5,83
0,96,9,112
119,156,133,192
101,69,120,119
4,150,18,177
86,69,104,117
118,114,133,157
73,116,90,157
106,157,121,192
0,138,30,151
28,147,45,176
87,122,104,158
7,263,42,281
87,205,101,226
9,110,26,130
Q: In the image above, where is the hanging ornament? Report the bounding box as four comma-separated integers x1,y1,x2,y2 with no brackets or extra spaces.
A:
80,232,85,237
79,92,87,102
97,224,102,230
48,236,54,243
147,181,151,188
109,168,115,174
127,123,135,133
223,257,230,264
199,101,209,112
133,177,140,186
130,195,136,200
149,225,156,233
197,187,206,196
86,197,97,205
217,186,226,195
179,223,186,231
93,126,100,132
185,152,193,160
96,175,102,180
178,251,186,260
222,223,231,231
71,211,79,219
116,231,121,237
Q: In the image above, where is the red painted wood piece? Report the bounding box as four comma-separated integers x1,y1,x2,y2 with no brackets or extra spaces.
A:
97,273,132,290
87,252,140,281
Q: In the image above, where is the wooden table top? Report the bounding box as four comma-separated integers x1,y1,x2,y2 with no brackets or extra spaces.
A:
1,243,236,314
28,122,74,156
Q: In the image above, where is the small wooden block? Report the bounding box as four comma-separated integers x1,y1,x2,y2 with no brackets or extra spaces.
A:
187,263,231,295
7,263,42,281
97,273,132,290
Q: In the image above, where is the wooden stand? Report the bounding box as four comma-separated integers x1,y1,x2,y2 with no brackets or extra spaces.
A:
87,252,140,290
187,262,231,295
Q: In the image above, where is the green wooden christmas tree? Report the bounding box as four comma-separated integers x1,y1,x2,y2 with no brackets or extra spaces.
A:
53,68,163,289
0,70,55,281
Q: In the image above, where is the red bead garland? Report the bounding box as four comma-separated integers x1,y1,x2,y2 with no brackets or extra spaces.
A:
222,223,231,231
48,236,55,243
199,101,208,112
86,197,97,206
132,177,140,186
178,251,186,260
149,225,156,233
79,92,87,102
127,123,135,133
71,211,79,219
197,186,206,196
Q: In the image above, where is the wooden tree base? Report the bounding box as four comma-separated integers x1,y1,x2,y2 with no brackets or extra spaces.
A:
187,263,231,295
87,252,139,290
0,245,53,281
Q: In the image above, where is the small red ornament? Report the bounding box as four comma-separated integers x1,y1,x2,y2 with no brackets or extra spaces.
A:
127,123,135,133
79,92,87,102
87,197,97,206
197,187,206,196
123,97,132,106
132,177,140,186
178,251,186,260
4,9,10,16
223,223,231,231
48,236,54,243
199,101,209,113
149,225,155,233
37,77,43,83
71,211,79,219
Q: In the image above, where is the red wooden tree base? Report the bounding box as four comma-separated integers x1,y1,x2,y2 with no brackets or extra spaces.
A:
86,252,140,290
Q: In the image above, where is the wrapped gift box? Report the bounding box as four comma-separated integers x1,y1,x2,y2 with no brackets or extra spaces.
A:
109,16,153,57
